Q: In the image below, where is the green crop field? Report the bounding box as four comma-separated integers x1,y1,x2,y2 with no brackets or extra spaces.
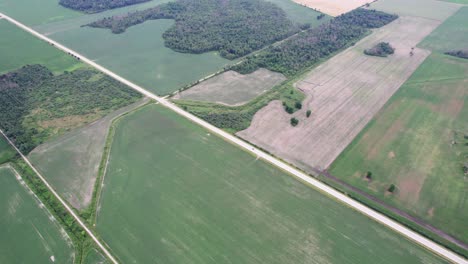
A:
419,6,468,52
0,135,15,165
329,52,468,244
369,0,460,21
0,20,81,74
96,103,446,264
0,0,80,26
0,166,74,263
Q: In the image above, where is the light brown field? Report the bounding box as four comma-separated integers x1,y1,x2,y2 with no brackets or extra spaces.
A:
29,99,148,210
292,0,371,16
174,69,286,106
237,16,440,171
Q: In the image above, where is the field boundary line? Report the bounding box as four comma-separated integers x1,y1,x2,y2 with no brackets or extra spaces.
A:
0,129,119,264
1,12,466,264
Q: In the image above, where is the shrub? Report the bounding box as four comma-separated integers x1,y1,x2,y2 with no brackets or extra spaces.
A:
290,117,299,127
295,101,302,110
306,110,311,117
388,184,396,193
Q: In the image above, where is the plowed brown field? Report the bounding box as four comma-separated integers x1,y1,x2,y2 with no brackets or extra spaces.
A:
238,16,440,171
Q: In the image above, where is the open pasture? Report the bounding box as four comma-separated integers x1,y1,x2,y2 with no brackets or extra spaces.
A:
95,103,447,264
292,0,370,16
368,0,461,21
0,20,81,74
419,6,468,53
174,69,286,106
29,99,148,210
329,52,468,244
0,166,74,263
238,16,438,170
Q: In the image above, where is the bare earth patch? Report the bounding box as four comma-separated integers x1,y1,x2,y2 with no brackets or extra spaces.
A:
173,69,286,106
238,16,440,171
29,99,148,210
292,0,371,16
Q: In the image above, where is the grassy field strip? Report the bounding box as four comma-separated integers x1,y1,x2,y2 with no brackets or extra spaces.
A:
0,128,119,264
2,12,466,264
0,164,74,263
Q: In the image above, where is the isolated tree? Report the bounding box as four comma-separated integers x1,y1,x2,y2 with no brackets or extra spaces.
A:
306,109,311,118
290,118,299,127
365,171,372,180
388,184,396,193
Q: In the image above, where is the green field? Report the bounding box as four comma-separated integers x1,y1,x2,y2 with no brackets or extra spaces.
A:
329,52,468,244
439,0,468,4
96,103,446,264
419,6,468,52
0,0,80,26
369,0,460,21
0,166,74,263
265,0,330,24
0,20,81,74
0,135,15,165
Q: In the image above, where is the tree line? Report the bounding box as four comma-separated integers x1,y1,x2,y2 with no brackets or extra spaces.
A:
231,8,398,76
86,0,303,60
59,0,150,13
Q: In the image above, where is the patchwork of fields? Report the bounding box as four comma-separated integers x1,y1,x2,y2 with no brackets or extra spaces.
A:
238,15,438,170
330,50,468,244
95,103,447,263
0,166,74,263
1,0,467,262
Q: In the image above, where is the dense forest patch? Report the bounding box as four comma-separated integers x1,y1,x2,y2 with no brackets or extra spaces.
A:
364,42,395,57
0,65,141,153
232,9,398,76
86,0,301,59
445,50,468,59
59,0,150,13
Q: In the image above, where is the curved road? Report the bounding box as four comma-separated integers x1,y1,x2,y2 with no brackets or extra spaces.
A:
0,12,466,264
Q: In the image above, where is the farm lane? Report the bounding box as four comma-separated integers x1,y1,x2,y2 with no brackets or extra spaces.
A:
0,12,466,264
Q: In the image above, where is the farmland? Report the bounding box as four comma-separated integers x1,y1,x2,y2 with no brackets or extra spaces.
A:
174,69,286,106
368,0,461,21
0,20,81,74
29,99,148,210
0,166,74,263
95,103,447,264
329,52,468,244
11,0,328,95
238,15,438,170
292,0,370,16
419,6,468,53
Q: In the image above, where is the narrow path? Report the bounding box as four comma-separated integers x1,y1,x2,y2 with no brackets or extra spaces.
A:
0,12,466,264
